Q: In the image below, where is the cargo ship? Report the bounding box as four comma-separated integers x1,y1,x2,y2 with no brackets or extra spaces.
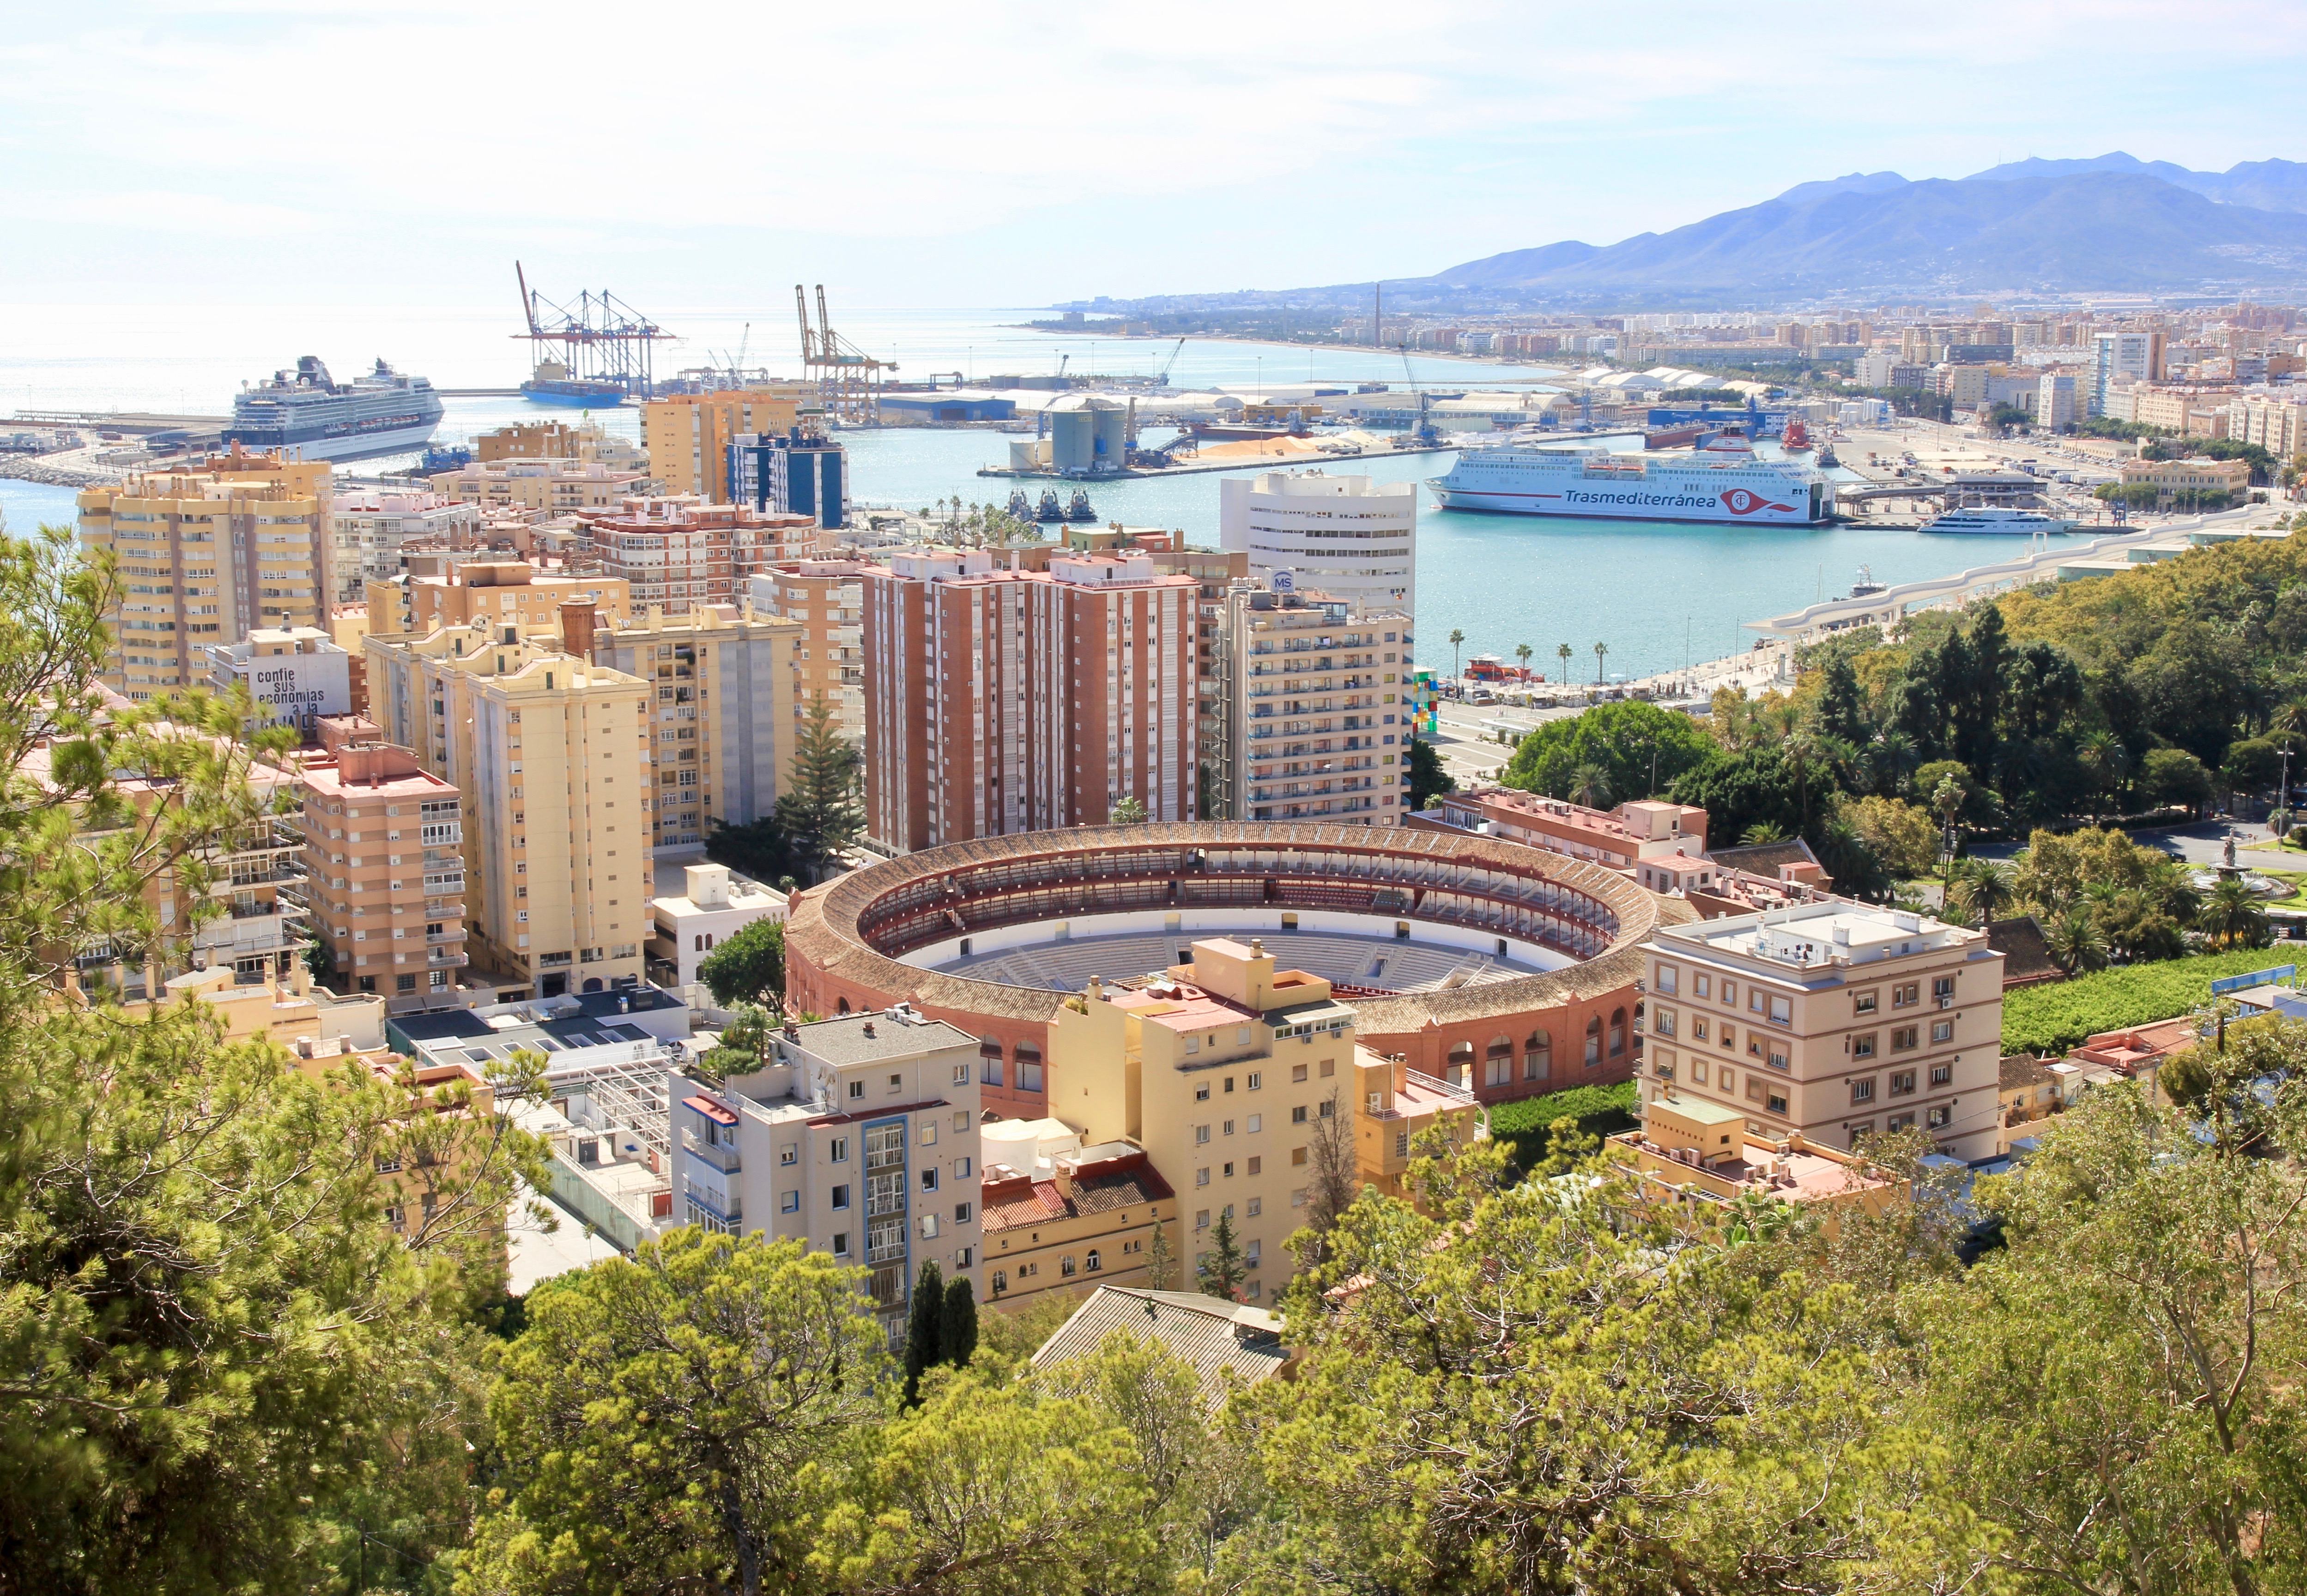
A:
518,359,629,408
224,357,444,461
1429,441,1835,525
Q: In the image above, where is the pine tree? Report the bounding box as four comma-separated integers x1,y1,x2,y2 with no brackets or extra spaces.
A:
775,693,863,880
941,1275,978,1367
1198,1211,1248,1300
1146,1216,1175,1290
903,1260,944,1404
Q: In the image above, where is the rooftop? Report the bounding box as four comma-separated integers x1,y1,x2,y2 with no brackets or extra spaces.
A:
1031,1286,1289,1404
1657,898,1973,971
781,1007,976,1066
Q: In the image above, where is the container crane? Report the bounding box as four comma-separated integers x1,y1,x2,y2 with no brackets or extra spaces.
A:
1398,345,1439,447
1154,336,1187,387
795,284,895,424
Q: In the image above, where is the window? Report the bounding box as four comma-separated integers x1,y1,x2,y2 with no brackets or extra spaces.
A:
1694,974,1711,998
1654,964,1677,995
1934,976,1956,1006
1395,1131,1410,1157
1766,1091,1788,1116
1851,1078,1876,1105
832,1232,850,1256
1222,1161,1235,1178
1196,1168,1210,1185
1085,1249,1102,1272
1060,1256,1076,1277
1317,1099,1335,1118
1890,1070,1917,1096
1245,1239,1261,1267
1246,1071,1262,1090
1291,1146,1308,1166
954,1156,972,1178
993,1270,1008,1293
831,1185,850,1209
1720,1068,1734,1093
1195,1209,1210,1229
1196,1124,1211,1144
1854,991,1877,1014
1932,1019,1955,1043
1246,1114,1261,1133
1196,1084,1211,1102
1768,1050,1789,1072
1652,1008,1677,1039
1524,1028,1551,1081
1894,982,1919,1008
920,1119,938,1145
1291,1105,1308,1124
1887,1112,1916,1133
1852,1034,1876,1059
1291,1063,1308,1083
1247,1196,1261,1216
1223,1119,1236,1137
920,1168,939,1192
1692,1017,1709,1042
1247,1156,1261,1176
1930,1063,1954,1087
1291,1188,1308,1207
781,1191,799,1213
888,1072,903,1094
1720,981,1735,1006
1320,1059,1335,1077
848,1080,865,1100
1223,1076,1235,1093
1926,1105,1952,1129
1892,1026,1919,1052
829,1137,848,1162
780,1143,797,1166
1692,1059,1708,1084
1768,996,1792,1025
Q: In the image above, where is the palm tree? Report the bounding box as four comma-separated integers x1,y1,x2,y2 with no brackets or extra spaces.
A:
2077,729,2129,812
1592,641,1609,685
1567,763,1612,810
2146,860,2202,926
1949,859,2016,924
2045,908,2111,974
1741,822,1790,846
1556,642,1574,683
2200,878,2270,950
1449,628,1466,683
1515,642,1533,679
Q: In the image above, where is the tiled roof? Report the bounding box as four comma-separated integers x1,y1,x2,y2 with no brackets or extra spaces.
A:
1987,916,2062,985
981,1181,1067,1233
1704,838,1822,877
1031,1287,1290,1403
1999,1054,2054,1090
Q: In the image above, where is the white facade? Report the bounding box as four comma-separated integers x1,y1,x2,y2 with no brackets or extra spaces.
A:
2091,332,2165,417
208,627,352,735
650,861,788,992
1218,471,1417,617
671,1008,984,1341
329,491,482,604
2036,371,2079,430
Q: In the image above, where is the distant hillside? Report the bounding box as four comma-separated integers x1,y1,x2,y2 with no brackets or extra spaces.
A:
1964,151,2307,213
1427,170,2307,298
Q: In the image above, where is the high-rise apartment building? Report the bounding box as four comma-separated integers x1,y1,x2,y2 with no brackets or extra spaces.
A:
2036,370,2081,431
2229,392,2307,458
581,497,826,615
1641,901,2005,1162
296,729,468,1012
640,387,817,502
1210,586,1414,824
207,627,353,738
746,561,866,744
78,453,333,700
728,429,849,530
363,618,652,998
2092,330,2168,415
1046,936,1479,1305
862,549,1198,852
425,457,650,514
1218,471,1416,617
329,490,482,603
592,601,803,853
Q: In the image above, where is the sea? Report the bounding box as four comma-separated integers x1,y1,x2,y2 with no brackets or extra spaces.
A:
0,303,2069,683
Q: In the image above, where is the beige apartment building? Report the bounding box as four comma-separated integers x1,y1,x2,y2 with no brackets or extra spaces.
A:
364,558,630,642
473,418,646,470
2228,392,2307,459
580,497,827,614
592,602,803,852
2117,456,2254,506
364,617,652,998
1210,586,1414,824
745,561,866,744
297,730,469,1012
1047,937,1478,1304
2129,385,2232,439
427,457,650,514
640,387,815,502
78,453,332,700
1641,901,2006,1162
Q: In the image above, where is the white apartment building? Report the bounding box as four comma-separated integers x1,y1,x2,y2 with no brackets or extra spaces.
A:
1210,586,1414,823
207,627,352,737
2036,370,2081,431
329,490,482,604
1218,471,1417,617
2092,331,2167,416
648,860,787,993
672,1007,983,1343
1641,901,2006,1163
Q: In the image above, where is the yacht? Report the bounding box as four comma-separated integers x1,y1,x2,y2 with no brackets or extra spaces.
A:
1919,507,2076,535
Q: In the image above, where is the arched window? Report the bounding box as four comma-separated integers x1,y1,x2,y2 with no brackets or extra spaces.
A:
1584,1014,1603,1068
1524,1028,1552,1082
1609,1008,1627,1057
1446,1040,1474,1088
1086,1248,1102,1273
1484,1034,1514,1088
837,996,851,1015
694,934,705,952
992,1270,1008,1295
581,978,603,993
1060,1255,1078,1277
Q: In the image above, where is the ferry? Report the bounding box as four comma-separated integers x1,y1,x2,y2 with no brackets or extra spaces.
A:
1918,507,2076,535
224,357,444,461
1428,441,1834,525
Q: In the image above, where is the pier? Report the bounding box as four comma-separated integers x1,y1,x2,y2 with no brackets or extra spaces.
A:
975,439,1457,482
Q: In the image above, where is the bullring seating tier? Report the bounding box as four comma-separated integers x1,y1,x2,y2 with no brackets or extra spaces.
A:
927,930,1541,996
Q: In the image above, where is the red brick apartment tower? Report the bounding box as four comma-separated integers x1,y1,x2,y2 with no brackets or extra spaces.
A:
862,550,1196,852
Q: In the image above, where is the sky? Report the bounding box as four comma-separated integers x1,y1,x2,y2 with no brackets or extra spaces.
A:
4,0,2305,309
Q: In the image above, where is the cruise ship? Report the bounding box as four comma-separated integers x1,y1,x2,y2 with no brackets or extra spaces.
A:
1428,441,1835,525
1919,507,2076,535
223,357,445,461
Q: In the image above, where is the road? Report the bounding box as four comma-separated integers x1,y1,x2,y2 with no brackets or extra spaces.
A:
1969,818,2298,870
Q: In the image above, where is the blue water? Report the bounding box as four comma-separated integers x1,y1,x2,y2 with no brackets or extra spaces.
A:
0,303,2079,681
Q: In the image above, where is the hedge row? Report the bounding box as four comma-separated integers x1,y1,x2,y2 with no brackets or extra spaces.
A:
2001,947,2299,1056
1486,1082,1639,1169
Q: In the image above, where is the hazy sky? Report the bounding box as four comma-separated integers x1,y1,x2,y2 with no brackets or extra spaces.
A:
5,0,2303,308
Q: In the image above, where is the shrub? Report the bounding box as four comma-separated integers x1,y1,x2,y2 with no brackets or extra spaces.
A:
1486,1082,1638,1171
1999,947,2298,1056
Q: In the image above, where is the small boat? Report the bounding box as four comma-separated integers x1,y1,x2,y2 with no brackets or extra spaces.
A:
1005,490,1033,518
1920,508,2076,535
1067,489,1098,522
1781,417,1814,452
1034,490,1065,521
1816,443,1841,467
1849,564,1886,598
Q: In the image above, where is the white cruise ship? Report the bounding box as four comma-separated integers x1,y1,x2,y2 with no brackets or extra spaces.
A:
1428,442,1834,525
1919,507,2076,535
224,357,444,461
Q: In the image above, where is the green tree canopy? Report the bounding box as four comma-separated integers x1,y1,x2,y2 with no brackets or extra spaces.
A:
696,915,786,1009
1501,699,1715,804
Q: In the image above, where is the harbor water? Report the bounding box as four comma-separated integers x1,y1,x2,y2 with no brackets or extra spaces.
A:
0,303,2083,683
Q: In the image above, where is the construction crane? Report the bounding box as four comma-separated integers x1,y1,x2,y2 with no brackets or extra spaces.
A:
513,262,674,398
1154,336,1187,387
795,284,895,425
1397,344,1439,448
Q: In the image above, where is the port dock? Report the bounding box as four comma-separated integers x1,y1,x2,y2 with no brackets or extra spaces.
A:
976,439,1457,481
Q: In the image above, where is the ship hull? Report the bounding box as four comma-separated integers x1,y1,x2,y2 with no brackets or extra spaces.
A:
220,420,442,462
1430,484,1826,525
520,380,629,408
1429,442,1833,526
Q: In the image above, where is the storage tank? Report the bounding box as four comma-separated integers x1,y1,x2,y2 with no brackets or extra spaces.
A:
1045,394,1129,474
981,1118,1048,1179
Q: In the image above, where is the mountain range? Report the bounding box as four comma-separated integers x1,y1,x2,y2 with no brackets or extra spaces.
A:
1422,156,2307,301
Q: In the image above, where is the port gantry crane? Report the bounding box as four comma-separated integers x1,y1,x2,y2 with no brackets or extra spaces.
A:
795,284,895,425
1397,342,1440,448
515,261,674,399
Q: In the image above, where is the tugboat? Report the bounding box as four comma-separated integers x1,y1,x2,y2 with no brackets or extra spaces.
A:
1066,489,1097,522
419,442,473,473
1006,489,1033,518
1849,564,1886,598
1034,490,1065,522
1780,417,1814,452
1817,442,1841,467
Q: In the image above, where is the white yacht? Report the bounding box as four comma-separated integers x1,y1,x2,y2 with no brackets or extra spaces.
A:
1919,507,2076,535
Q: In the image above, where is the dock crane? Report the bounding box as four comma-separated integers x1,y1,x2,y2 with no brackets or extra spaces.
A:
1154,336,1187,387
795,284,895,424
1397,344,1440,448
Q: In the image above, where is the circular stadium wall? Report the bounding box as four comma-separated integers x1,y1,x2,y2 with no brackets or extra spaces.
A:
782,822,1691,1120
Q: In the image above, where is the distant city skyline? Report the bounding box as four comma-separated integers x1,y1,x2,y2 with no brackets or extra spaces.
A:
2,2,2303,308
